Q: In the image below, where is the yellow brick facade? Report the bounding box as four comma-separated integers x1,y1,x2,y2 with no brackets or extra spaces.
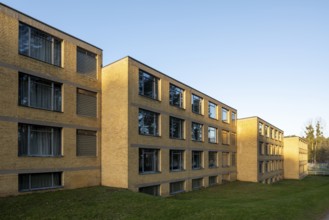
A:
0,4,102,196
237,117,284,183
102,57,237,196
283,136,308,179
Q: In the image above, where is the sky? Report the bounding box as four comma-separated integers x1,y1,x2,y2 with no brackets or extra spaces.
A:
2,0,329,137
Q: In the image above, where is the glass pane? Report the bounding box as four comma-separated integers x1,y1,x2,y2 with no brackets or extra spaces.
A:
18,124,28,156
54,84,62,111
54,39,62,66
30,28,52,63
30,125,52,156
18,174,30,191
139,110,158,136
30,77,52,110
18,74,29,106
31,173,52,189
53,128,61,156
19,23,30,55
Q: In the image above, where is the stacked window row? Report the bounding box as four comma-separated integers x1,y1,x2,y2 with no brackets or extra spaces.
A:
139,175,225,196
19,23,97,77
139,109,237,145
258,122,283,141
259,142,283,156
258,160,283,174
139,70,237,124
139,148,236,174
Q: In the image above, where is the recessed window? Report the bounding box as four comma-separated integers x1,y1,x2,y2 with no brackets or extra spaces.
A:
231,112,236,124
208,127,217,143
19,73,62,112
231,153,236,167
208,102,217,119
265,125,269,137
209,176,218,185
170,181,185,194
139,109,159,136
222,152,229,167
18,124,61,157
170,150,184,171
230,133,236,146
169,117,184,139
208,151,217,168
266,144,270,155
139,70,158,100
271,128,274,139
259,142,264,155
77,47,97,78
19,172,62,192
192,178,203,190
259,162,264,174
139,148,159,174
19,23,61,66
77,130,97,156
221,130,230,145
222,108,229,123
139,185,160,196
77,89,97,117
191,122,203,141
259,122,264,135
169,84,184,108
192,151,203,169
192,94,203,114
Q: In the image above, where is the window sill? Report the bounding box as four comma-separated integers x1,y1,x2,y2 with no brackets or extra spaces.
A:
20,185,63,193
170,169,185,173
170,137,185,141
76,155,97,158
139,171,161,175
18,155,63,158
192,111,203,116
192,140,203,143
77,114,98,119
222,166,230,168
208,166,219,169
192,167,204,171
18,104,63,113
19,53,63,68
208,142,218,145
170,190,185,195
170,104,185,110
222,121,230,124
139,133,161,138
139,94,160,102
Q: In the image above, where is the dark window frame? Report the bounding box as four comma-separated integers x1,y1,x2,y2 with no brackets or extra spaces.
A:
169,116,184,139
139,148,159,174
169,84,184,108
191,94,203,115
139,109,160,136
139,70,159,100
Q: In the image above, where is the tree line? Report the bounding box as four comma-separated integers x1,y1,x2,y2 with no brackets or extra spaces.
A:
304,120,329,163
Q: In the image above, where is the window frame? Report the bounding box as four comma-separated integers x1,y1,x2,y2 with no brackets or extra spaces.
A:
169,116,184,140
18,22,62,67
76,88,97,118
192,151,203,170
208,151,218,168
139,148,159,174
139,70,159,100
222,152,230,167
221,130,230,145
139,109,160,136
18,73,62,112
170,150,184,172
169,84,184,108
139,185,160,196
191,94,203,115
222,108,229,123
208,126,218,143
208,102,217,119
76,47,97,78
18,172,62,192
191,122,203,142
76,129,97,157
192,178,203,190
170,181,185,195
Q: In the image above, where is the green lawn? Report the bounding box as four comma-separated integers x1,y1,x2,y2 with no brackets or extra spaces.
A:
1,176,329,220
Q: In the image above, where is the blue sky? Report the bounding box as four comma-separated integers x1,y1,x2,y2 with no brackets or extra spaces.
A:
3,0,329,136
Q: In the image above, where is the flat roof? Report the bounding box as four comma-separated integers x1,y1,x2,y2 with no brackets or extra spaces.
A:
0,3,102,51
104,56,237,111
238,116,283,132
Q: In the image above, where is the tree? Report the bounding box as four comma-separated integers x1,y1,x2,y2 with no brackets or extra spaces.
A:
305,122,315,162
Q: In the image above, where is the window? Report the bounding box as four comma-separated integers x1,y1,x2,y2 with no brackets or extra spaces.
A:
231,112,236,125
271,128,274,139
230,133,236,146
259,122,263,135
208,127,217,143
266,144,269,155
77,130,97,156
19,172,62,192
139,148,159,173
259,142,264,155
231,153,236,167
77,89,97,117
208,151,217,168
222,130,229,145
209,176,218,185
77,47,97,77
19,73,62,111
191,122,203,141
169,84,184,108
192,178,203,190
19,23,61,66
192,94,203,114
265,125,269,137
275,131,278,140
259,162,264,174
208,102,217,119
222,108,229,123
192,151,203,169
222,152,229,167
170,150,184,171
170,181,184,194
139,70,158,100
18,124,61,156
169,117,184,139
139,185,160,196
139,109,159,136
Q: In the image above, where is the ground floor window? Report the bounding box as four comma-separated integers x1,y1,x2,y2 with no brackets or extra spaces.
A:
192,151,203,169
170,150,184,171
209,176,218,185
19,172,62,192
139,148,159,174
170,181,185,194
139,185,160,196
192,178,203,190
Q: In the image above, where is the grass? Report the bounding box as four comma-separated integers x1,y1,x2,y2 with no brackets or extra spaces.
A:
1,176,329,220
